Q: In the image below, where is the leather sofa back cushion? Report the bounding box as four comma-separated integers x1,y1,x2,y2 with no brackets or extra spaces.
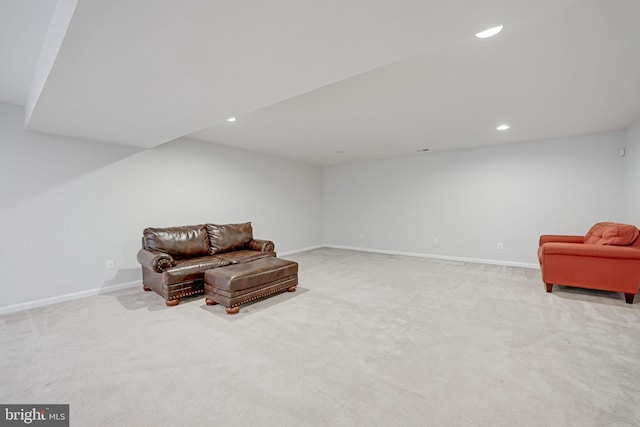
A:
584,222,640,246
143,225,210,259
206,222,253,254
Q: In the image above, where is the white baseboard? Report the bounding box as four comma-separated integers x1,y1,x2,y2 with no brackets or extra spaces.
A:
322,244,540,269
279,245,324,256
0,280,141,316
0,244,539,316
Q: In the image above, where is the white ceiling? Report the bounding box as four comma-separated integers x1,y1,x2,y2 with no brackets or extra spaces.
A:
2,0,640,165
0,0,57,106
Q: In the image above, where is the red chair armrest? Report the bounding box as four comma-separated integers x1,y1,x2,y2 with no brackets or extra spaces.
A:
540,242,640,260
539,235,584,246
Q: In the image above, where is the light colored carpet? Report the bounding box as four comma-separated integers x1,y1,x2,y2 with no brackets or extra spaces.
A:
1,248,639,427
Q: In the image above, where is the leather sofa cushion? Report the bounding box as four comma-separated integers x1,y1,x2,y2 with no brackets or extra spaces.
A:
165,256,231,283
206,222,253,254
144,224,210,259
215,250,276,264
584,222,640,246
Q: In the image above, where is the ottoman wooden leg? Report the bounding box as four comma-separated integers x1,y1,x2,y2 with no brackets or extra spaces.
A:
205,299,217,306
545,283,553,293
624,293,634,304
287,286,297,292
166,298,180,307
226,306,240,315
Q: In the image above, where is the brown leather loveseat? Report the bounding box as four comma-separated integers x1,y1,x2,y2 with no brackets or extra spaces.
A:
137,222,275,306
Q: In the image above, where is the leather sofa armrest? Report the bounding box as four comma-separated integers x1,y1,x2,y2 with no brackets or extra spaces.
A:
540,242,640,260
137,248,175,272
539,234,584,246
247,239,275,252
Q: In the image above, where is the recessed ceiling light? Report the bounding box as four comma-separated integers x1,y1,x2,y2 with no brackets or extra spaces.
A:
496,124,510,131
475,25,503,39
226,117,236,122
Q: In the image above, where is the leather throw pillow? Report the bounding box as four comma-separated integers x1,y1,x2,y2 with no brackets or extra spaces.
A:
206,222,253,254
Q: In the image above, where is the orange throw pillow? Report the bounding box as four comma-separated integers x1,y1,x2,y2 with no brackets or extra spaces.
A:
584,222,639,246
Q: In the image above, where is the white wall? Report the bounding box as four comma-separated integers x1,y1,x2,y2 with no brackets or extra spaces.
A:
1,102,323,309
3,96,636,310
623,120,640,224
323,131,627,266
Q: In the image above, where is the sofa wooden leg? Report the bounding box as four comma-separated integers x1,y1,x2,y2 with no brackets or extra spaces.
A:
205,299,217,306
545,283,553,293
142,285,152,292
287,286,297,292
166,298,180,307
624,293,634,304
226,306,240,315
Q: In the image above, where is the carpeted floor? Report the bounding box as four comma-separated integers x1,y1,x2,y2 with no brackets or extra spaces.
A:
1,248,639,426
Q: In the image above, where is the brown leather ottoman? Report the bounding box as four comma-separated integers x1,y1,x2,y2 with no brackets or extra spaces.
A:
204,257,298,314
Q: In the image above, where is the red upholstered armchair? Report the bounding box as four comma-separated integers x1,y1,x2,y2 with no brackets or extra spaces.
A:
538,222,640,304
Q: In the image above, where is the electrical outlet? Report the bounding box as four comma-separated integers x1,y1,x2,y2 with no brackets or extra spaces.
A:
359,233,365,239
106,259,115,270
433,238,439,245
497,242,504,250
